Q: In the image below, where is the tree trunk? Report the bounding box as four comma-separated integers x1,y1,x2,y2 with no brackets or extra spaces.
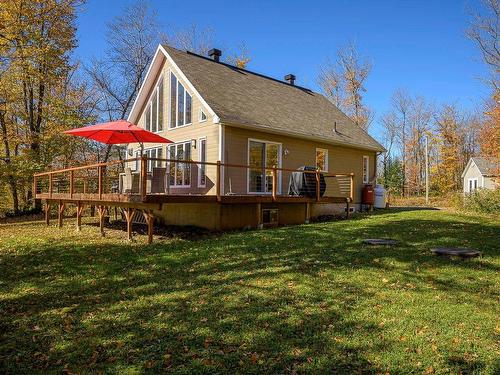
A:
0,111,20,214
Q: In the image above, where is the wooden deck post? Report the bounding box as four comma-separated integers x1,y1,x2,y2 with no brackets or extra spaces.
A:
216,160,221,202
97,205,106,237
346,199,350,219
114,206,118,221
272,166,277,202
305,202,311,224
44,202,51,226
83,179,87,194
141,156,147,202
143,210,154,244
76,202,84,231
256,203,262,229
123,208,135,241
98,166,103,200
349,173,354,202
69,170,74,199
49,173,53,198
315,170,321,202
58,202,65,228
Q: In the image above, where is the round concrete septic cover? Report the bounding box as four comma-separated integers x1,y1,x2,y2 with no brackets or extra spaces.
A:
363,239,398,246
430,248,482,258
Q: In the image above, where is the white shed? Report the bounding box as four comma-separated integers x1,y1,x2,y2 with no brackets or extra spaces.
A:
461,157,499,193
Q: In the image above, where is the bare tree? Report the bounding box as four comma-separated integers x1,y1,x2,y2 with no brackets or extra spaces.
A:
390,89,412,195
225,42,251,69
166,24,214,56
318,42,373,130
87,0,162,160
467,0,500,91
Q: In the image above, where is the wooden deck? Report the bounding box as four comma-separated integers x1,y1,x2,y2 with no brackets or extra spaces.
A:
34,156,354,243
36,192,350,205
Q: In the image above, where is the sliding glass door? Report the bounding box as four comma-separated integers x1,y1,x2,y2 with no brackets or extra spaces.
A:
248,140,281,193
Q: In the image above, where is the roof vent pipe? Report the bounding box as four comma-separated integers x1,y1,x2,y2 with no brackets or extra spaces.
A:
284,74,296,85
208,48,222,62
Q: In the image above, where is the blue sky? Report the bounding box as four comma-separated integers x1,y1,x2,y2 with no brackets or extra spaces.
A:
75,0,489,139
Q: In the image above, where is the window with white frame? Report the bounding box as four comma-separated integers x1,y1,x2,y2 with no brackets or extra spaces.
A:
144,77,163,132
468,178,478,192
198,138,207,187
132,147,163,172
316,148,328,172
145,147,163,172
363,156,369,184
199,109,207,122
169,72,192,128
168,141,191,186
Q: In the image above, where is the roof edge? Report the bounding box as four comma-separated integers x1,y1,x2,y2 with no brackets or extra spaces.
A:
220,121,386,152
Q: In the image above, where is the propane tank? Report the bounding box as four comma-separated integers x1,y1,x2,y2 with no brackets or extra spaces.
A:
374,185,387,209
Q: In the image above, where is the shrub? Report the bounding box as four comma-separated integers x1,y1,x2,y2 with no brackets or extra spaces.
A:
463,189,500,214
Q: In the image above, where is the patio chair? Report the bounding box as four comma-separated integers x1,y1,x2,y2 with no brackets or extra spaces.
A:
151,167,166,193
122,168,140,194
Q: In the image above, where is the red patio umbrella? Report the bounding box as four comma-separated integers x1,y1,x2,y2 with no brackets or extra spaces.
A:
64,119,172,152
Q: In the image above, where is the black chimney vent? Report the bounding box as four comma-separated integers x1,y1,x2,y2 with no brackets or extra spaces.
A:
284,74,296,85
208,48,222,62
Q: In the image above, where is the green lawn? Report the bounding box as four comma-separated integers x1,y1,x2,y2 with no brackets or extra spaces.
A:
0,209,499,374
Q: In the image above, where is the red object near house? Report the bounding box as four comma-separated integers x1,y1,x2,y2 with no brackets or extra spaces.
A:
64,119,172,145
362,184,374,205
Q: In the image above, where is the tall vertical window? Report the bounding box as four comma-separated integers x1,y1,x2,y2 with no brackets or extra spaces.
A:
168,141,192,186
170,74,177,128
198,138,207,187
363,156,369,184
169,72,192,128
158,78,163,131
145,104,151,131
143,77,163,132
316,148,328,172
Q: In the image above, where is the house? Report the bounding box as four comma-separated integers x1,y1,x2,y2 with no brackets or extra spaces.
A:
34,44,385,235
462,157,499,193
120,45,384,228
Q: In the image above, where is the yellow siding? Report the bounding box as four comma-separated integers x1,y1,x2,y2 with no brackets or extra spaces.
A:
223,126,376,203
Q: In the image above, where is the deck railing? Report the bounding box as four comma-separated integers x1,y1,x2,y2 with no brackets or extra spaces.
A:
34,156,355,203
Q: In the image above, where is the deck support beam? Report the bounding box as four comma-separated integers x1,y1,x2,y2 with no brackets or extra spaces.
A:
58,202,65,228
346,200,350,219
142,210,154,244
305,202,310,224
123,208,135,241
256,203,262,229
44,203,51,226
97,205,106,237
76,202,84,231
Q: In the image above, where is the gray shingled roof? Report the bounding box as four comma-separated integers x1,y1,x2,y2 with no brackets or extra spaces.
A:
472,157,499,176
163,45,385,152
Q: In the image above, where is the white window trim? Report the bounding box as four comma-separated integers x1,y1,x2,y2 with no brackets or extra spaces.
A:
246,138,282,195
197,137,207,188
167,140,192,188
199,108,207,123
143,146,164,172
316,148,329,172
143,74,164,134
363,155,369,184
468,177,478,193
168,71,193,130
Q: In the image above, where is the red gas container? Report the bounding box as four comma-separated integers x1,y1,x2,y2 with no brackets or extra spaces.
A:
362,184,374,205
